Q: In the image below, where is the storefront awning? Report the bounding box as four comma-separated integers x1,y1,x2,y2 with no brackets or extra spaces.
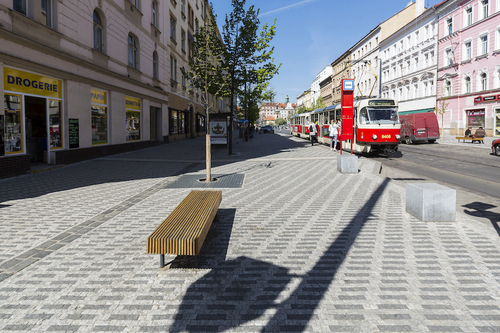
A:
398,108,435,115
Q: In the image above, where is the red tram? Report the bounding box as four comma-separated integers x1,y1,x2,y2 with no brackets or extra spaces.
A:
290,98,401,154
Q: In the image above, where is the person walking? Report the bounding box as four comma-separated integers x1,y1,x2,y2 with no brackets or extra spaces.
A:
309,121,317,146
328,119,340,151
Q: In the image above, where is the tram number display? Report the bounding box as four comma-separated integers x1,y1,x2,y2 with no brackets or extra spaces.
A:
381,134,391,139
368,100,395,106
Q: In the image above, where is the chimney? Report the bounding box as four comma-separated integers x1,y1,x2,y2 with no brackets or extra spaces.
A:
416,0,425,17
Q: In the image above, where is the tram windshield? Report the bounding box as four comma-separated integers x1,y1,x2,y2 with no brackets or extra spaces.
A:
360,107,398,125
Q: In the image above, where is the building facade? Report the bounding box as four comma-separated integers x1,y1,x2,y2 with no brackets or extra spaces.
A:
331,50,352,105
350,1,417,99
380,0,439,115
436,0,500,136
311,65,332,104
0,0,227,178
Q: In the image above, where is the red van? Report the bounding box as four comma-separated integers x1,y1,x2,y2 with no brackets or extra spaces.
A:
399,112,440,144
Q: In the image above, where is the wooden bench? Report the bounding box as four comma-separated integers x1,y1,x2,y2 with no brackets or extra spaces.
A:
455,136,484,143
147,190,222,267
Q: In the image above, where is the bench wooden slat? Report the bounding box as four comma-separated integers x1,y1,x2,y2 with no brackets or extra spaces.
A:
147,190,222,256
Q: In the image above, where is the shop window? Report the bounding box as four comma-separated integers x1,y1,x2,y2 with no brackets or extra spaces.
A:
170,110,178,134
467,110,485,127
128,34,139,69
41,0,52,28
495,108,500,136
153,51,159,80
4,94,23,153
49,100,62,149
93,10,104,53
126,96,141,141
13,0,27,15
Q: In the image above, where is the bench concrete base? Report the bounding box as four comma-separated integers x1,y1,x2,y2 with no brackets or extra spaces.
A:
337,155,359,174
406,183,456,222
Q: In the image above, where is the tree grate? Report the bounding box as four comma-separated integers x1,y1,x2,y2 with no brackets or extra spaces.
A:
164,174,244,189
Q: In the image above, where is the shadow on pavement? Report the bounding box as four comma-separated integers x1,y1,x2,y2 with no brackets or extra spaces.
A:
170,178,391,332
463,202,500,237
0,133,311,204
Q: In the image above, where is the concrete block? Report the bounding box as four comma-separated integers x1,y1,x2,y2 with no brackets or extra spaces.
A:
406,183,456,222
337,155,358,174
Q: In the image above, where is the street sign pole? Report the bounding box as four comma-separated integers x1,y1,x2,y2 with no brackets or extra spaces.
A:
340,79,354,155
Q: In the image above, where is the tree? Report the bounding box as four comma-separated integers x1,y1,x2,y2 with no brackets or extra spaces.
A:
181,3,227,182
221,0,281,154
436,92,450,140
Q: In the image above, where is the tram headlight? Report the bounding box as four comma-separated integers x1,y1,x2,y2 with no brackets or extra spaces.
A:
372,134,378,140
395,134,401,140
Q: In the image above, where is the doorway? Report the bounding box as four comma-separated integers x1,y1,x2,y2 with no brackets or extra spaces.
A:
25,96,47,163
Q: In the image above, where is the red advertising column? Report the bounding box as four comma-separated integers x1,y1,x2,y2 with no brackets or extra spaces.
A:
340,79,354,155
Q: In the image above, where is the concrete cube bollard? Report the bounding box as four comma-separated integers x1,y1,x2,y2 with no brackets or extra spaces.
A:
337,155,358,174
406,183,456,222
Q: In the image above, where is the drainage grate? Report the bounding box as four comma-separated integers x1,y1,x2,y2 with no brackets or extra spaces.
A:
164,174,244,189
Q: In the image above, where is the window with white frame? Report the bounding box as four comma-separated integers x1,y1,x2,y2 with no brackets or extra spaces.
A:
480,72,488,90
446,18,453,35
152,1,158,28
128,34,138,69
496,67,500,88
425,25,429,39
430,80,434,94
444,80,451,96
406,60,410,74
414,57,418,71
479,34,488,55
407,35,412,49
415,31,419,44
405,86,410,100
424,81,428,96
431,51,435,65
413,84,418,98
496,28,500,51
170,15,176,42
425,53,429,67
464,76,471,93
464,40,472,60
465,7,473,27
481,0,489,19
445,48,453,66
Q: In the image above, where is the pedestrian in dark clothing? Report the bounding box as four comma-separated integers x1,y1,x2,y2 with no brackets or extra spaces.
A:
309,121,317,146
465,127,473,137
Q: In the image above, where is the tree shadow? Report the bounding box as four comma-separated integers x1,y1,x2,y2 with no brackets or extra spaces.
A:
170,178,391,332
463,202,500,237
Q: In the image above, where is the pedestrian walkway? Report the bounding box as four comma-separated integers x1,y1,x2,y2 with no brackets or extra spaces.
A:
0,133,499,332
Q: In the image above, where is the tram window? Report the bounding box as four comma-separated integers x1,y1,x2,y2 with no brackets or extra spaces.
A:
360,108,369,124
365,108,398,124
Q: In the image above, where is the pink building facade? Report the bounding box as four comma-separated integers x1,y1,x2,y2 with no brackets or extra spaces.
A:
437,0,500,137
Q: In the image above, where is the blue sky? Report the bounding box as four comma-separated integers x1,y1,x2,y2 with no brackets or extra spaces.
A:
213,0,444,104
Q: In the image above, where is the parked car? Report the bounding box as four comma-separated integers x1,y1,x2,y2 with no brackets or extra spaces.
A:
259,125,274,134
399,112,440,144
492,138,500,156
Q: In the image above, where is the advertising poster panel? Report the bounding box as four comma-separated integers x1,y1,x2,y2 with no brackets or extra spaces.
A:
210,118,227,144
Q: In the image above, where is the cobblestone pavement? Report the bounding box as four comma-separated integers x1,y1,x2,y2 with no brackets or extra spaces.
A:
0,132,499,332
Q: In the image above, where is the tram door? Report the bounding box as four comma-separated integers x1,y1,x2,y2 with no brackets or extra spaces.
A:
25,96,47,163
